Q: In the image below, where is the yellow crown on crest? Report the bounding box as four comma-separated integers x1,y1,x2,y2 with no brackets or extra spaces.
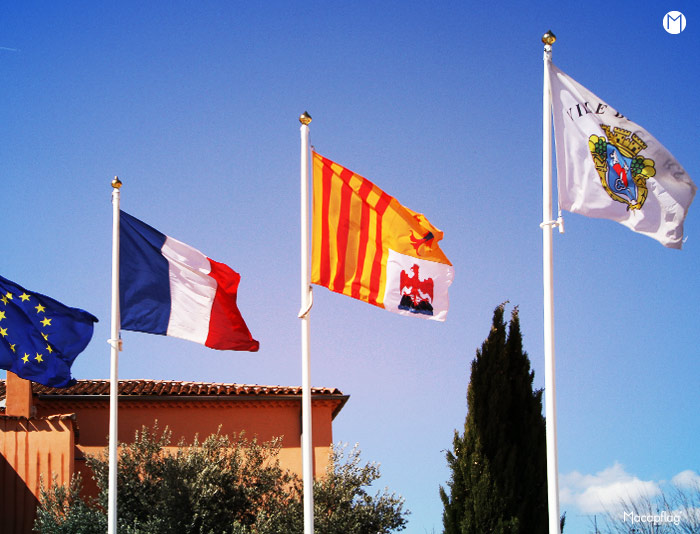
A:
600,125,647,158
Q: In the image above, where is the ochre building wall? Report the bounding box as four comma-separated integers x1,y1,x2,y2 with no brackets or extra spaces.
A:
0,415,75,534
0,375,347,534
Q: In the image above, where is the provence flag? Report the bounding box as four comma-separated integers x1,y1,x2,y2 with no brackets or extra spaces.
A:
0,275,98,388
120,211,259,351
311,152,454,321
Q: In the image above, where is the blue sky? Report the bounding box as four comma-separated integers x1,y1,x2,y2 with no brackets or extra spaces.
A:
2,2,698,533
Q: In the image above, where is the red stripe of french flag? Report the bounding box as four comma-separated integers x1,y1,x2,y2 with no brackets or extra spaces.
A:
161,236,259,351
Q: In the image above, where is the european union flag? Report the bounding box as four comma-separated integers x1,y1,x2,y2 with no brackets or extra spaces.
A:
0,275,98,388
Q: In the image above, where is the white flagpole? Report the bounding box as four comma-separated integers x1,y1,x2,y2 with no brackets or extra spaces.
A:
298,111,315,534
541,31,561,534
108,177,122,534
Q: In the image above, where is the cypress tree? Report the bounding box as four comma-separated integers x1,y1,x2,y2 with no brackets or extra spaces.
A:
440,304,549,533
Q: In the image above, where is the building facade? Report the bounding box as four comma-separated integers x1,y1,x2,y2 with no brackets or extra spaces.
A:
0,372,348,533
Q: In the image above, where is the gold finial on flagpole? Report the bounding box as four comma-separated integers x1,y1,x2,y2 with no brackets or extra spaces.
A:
111,176,122,189
542,30,556,46
299,111,312,125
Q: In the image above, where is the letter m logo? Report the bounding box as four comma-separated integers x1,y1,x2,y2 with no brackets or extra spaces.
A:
664,11,686,34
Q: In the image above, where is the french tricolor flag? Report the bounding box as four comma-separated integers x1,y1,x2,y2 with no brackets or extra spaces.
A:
119,211,259,351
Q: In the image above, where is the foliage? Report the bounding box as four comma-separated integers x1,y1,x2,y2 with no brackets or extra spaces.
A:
35,474,105,534
440,304,550,533
309,444,408,534
35,424,408,534
89,425,295,533
250,444,408,533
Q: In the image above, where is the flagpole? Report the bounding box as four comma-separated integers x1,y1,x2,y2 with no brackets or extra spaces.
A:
541,31,561,534
299,111,315,534
108,176,122,534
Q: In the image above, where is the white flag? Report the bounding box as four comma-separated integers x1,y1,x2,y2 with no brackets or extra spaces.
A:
548,61,696,248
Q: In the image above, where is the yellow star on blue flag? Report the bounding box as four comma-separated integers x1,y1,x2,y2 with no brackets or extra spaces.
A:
0,274,98,388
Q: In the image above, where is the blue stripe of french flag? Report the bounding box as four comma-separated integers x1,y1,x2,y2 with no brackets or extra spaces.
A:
119,211,259,351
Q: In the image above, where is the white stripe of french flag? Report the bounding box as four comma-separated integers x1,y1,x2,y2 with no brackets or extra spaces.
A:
119,211,259,351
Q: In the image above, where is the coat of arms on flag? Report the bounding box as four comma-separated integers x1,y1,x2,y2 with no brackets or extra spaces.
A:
589,125,654,211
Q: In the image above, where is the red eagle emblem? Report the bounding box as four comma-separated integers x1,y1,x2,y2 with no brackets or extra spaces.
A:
409,231,435,255
398,264,434,316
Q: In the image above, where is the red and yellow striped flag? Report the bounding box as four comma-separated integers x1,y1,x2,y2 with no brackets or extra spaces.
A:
311,151,454,321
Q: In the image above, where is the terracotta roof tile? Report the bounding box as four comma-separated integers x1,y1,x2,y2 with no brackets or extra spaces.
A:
0,379,345,399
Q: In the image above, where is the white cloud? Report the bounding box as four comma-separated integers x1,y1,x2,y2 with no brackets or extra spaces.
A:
561,465,700,530
560,462,661,515
671,470,700,489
